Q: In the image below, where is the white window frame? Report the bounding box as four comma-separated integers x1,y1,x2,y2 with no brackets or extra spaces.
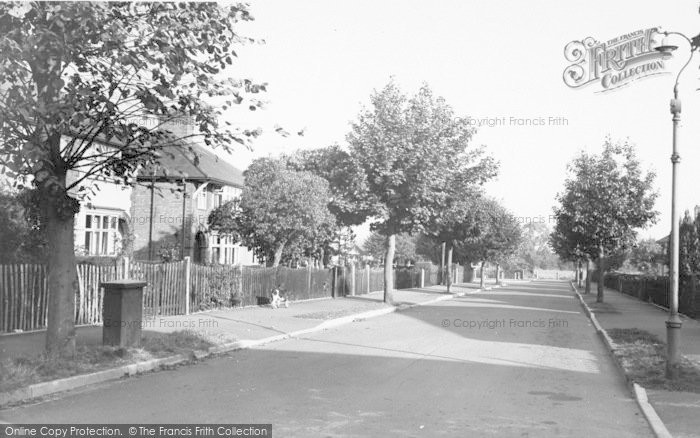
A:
210,233,236,265
82,210,121,256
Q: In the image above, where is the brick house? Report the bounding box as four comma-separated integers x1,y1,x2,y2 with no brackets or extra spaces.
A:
130,143,257,265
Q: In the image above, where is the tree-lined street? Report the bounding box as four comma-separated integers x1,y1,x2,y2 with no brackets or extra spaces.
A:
1,281,652,437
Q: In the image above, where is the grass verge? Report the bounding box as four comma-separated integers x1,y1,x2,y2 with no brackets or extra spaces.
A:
607,328,700,393
0,331,221,394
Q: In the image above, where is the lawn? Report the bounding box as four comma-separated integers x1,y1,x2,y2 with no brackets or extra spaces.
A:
0,331,220,394
607,328,700,393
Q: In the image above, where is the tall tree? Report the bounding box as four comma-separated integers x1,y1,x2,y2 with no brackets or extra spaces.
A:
347,81,497,303
428,194,485,291
0,2,263,354
550,208,596,291
228,157,336,267
454,198,522,288
552,138,658,302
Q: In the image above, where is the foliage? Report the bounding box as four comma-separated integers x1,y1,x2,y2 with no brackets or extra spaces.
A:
199,268,242,310
0,2,263,354
415,233,442,264
679,210,700,277
234,157,336,267
622,238,665,275
156,242,180,263
284,145,374,227
454,198,522,265
0,185,48,263
347,81,497,237
550,138,658,301
346,80,497,301
208,199,242,241
551,138,658,261
0,2,264,195
329,226,357,266
512,222,566,271
363,232,418,265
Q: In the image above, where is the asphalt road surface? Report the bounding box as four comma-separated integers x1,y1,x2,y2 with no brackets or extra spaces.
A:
1,281,653,437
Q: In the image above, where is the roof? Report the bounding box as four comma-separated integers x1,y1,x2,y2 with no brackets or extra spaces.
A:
137,143,245,188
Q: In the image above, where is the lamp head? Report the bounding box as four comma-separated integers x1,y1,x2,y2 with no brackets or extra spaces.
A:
655,36,678,55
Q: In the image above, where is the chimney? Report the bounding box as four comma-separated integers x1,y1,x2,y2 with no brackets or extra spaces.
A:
127,114,195,140
159,114,195,139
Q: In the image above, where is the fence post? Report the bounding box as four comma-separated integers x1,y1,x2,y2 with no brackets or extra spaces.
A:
420,268,425,288
366,265,370,294
307,265,312,298
184,256,191,315
123,256,130,279
348,263,355,296
332,266,338,298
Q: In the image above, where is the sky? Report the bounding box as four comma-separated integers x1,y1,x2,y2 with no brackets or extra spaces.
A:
215,0,700,244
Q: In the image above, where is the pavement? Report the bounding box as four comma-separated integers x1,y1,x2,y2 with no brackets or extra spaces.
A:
0,283,486,360
0,281,493,409
583,282,700,438
1,280,654,437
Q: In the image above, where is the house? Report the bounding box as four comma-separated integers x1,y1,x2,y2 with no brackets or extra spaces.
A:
129,143,257,265
68,141,134,257
657,205,700,255
65,117,256,265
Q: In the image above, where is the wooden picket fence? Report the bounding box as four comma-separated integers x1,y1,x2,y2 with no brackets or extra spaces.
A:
1,260,451,333
130,260,186,317
0,264,48,333
0,260,188,333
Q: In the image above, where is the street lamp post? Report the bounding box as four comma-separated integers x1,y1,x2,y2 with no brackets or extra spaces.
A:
655,32,696,379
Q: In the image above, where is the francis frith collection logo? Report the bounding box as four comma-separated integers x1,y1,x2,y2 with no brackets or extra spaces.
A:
563,28,668,92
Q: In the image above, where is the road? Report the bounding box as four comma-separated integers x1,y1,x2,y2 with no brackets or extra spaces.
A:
1,281,652,437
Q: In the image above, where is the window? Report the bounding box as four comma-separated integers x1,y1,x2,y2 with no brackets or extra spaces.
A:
83,211,120,255
197,189,207,210
210,233,236,264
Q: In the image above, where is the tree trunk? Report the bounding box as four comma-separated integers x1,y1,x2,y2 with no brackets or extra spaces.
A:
597,244,605,302
577,260,582,288
495,263,501,285
585,258,591,294
272,240,287,267
384,234,396,304
45,175,79,357
440,241,446,285
480,261,485,289
446,243,453,293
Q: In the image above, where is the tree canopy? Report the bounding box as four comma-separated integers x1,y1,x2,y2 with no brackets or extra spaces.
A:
0,2,263,355
224,157,336,267
456,198,522,264
346,80,498,302
363,232,419,265
551,138,658,302
284,145,374,228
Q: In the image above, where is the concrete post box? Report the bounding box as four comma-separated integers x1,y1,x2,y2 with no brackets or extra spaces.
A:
101,280,148,348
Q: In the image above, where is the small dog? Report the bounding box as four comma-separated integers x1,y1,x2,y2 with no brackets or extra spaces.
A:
270,287,289,309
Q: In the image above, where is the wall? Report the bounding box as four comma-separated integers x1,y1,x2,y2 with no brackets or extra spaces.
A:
130,181,257,264
130,180,194,261
67,169,132,256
